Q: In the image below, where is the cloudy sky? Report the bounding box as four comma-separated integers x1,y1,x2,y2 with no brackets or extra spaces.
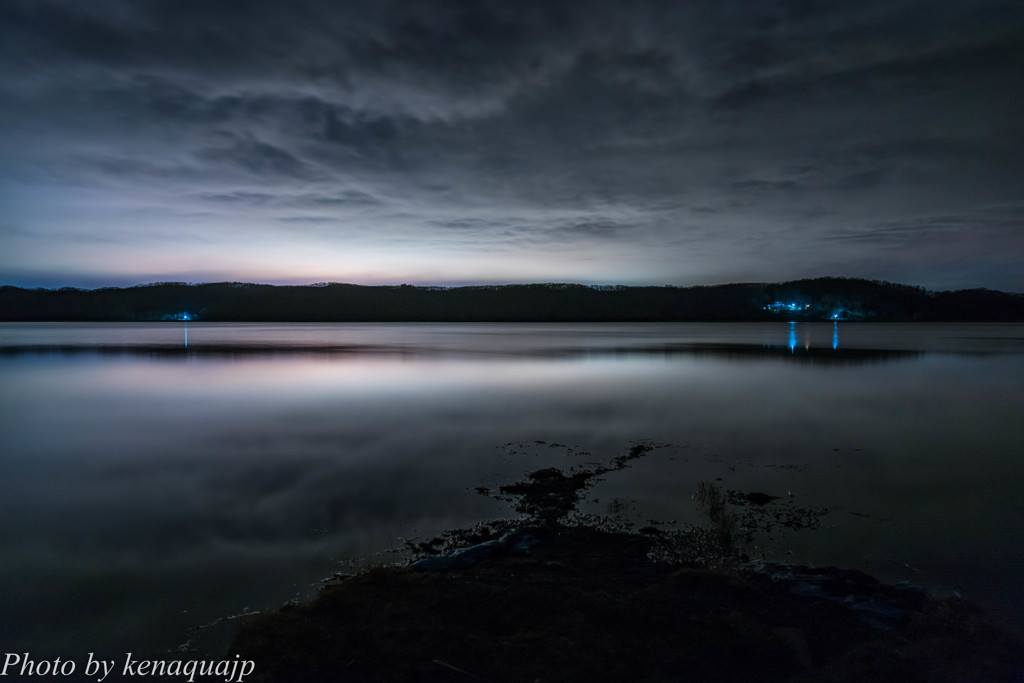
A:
1,0,1022,290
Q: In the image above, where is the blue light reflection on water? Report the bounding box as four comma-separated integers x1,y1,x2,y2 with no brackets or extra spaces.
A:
783,322,839,352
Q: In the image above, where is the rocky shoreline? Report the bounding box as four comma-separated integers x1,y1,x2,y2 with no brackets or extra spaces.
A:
228,452,1024,682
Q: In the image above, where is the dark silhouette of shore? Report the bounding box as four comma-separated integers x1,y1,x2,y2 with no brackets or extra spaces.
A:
2,278,1023,322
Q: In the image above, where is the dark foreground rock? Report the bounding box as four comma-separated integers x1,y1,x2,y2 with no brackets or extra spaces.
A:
228,523,1024,682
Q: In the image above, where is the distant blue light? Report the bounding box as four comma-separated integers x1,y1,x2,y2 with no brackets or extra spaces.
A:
765,301,811,314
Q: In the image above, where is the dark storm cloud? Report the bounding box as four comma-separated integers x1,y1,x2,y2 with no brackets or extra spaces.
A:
556,220,622,239
0,0,1022,289
302,191,381,208
828,169,888,192
93,76,239,125
324,112,398,147
199,191,279,206
827,205,1024,248
278,216,336,224
730,179,803,195
86,155,203,183
197,135,324,181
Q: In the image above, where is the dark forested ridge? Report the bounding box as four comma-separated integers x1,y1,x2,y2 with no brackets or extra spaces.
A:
1,278,1023,322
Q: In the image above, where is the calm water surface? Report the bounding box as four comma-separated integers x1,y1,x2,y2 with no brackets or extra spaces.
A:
1,322,1023,657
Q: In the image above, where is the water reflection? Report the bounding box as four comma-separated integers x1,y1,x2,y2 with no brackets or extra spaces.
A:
1,322,1023,657
0,321,964,367
0,341,924,365
3,321,1024,356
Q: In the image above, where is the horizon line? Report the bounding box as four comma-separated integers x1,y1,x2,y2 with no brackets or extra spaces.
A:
3,276,1022,295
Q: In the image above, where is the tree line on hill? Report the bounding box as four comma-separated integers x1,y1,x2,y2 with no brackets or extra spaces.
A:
1,278,1022,322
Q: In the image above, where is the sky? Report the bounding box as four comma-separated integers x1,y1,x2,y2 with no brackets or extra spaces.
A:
1,0,1022,291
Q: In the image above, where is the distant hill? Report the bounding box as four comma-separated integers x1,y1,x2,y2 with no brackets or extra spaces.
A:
1,278,1023,322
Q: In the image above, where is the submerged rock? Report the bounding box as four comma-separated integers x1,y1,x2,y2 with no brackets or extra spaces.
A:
411,529,539,571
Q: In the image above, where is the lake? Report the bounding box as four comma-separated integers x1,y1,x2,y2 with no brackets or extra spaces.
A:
1,322,1023,658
